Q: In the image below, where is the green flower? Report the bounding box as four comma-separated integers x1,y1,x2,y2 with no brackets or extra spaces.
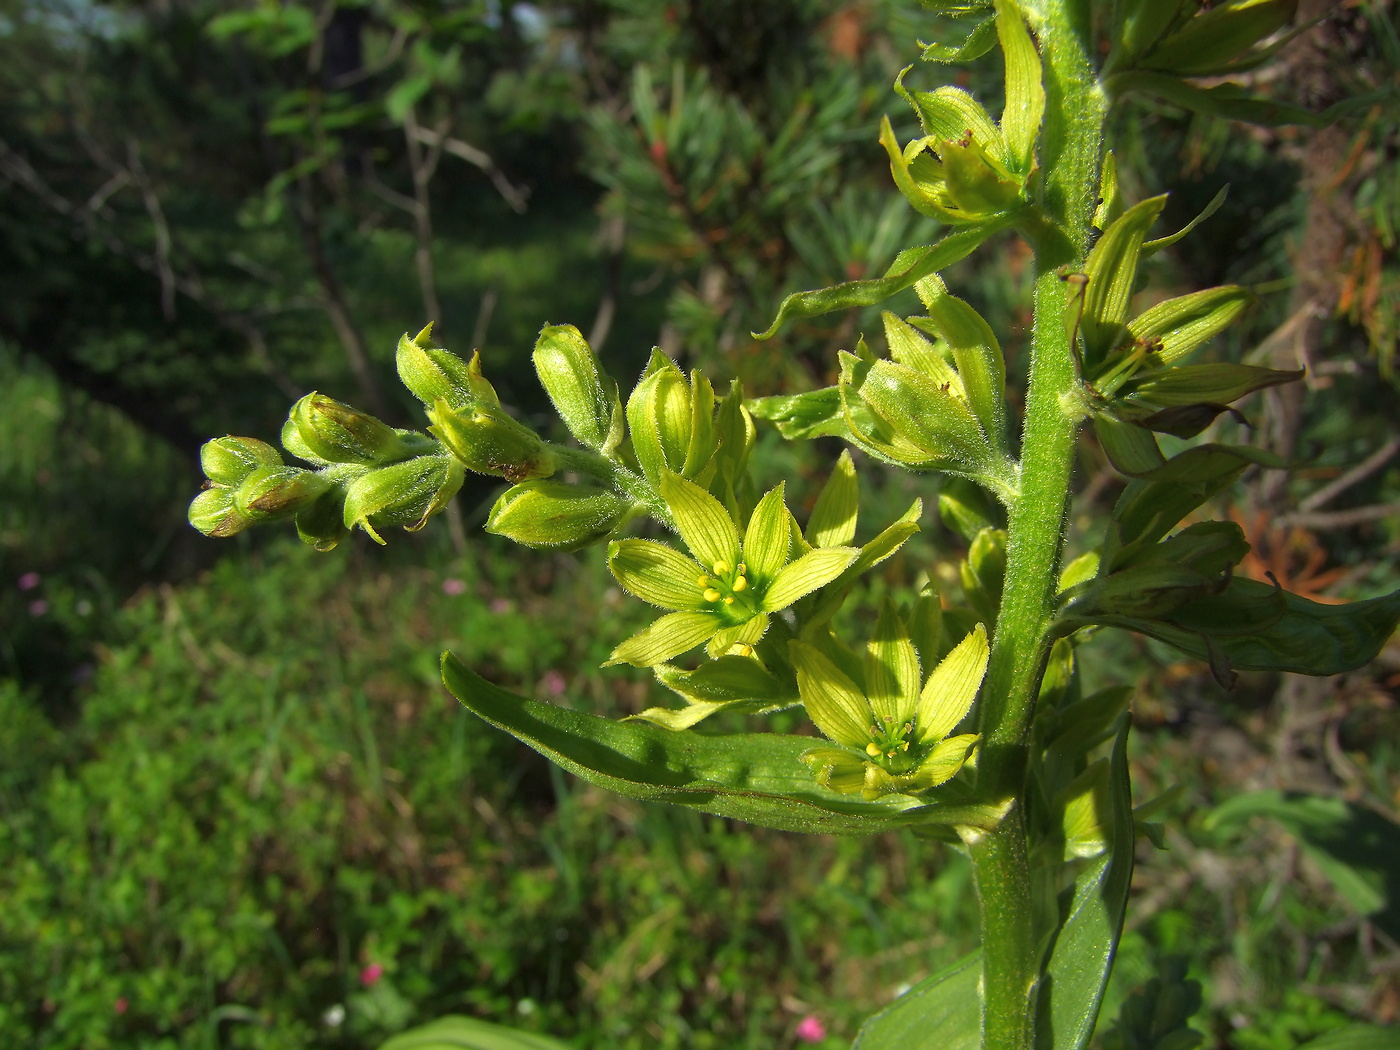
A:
606,473,859,667
792,605,989,800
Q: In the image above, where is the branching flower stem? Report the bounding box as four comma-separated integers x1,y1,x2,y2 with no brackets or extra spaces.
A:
969,4,1107,1048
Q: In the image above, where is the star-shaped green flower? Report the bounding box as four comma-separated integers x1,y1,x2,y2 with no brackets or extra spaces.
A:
792,603,988,800
605,473,859,667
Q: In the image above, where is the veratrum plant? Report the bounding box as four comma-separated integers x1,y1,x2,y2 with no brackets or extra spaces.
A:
190,3,1400,1048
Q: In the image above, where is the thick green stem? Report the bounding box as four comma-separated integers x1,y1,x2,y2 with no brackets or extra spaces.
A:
969,3,1106,1048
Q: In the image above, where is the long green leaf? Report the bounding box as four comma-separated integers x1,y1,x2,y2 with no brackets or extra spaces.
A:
1035,718,1135,1050
853,952,982,1050
441,654,1006,835
1107,72,1323,126
1080,580,1400,678
754,221,1011,340
379,1015,574,1050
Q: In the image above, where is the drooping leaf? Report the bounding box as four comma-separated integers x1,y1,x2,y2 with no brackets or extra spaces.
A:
1080,579,1400,678
442,655,1006,835
920,18,998,64
852,952,982,1050
1122,363,1303,408
754,221,1013,340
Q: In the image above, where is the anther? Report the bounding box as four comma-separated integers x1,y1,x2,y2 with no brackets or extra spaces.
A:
733,576,748,592
866,743,882,757
704,588,722,602
697,575,710,587
712,560,730,575
723,596,735,605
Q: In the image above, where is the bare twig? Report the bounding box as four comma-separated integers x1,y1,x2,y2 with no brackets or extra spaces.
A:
126,140,177,321
1278,502,1400,530
407,124,530,213
329,22,408,89
402,106,446,327
0,134,301,402
1299,436,1400,512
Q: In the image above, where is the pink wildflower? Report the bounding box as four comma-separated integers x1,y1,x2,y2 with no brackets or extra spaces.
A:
18,572,41,591
114,997,129,1015
540,670,567,697
360,962,384,987
442,578,467,596
28,599,49,617
795,1015,826,1043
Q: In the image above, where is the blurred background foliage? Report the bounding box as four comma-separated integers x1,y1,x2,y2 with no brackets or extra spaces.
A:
0,0,1398,1047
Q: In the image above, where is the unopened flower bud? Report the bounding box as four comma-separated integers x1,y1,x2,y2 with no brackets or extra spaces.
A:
396,325,500,410
188,486,253,537
200,436,283,487
487,481,632,550
288,393,415,465
295,489,350,552
625,351,716,485
234,466,332,521
533,324,623,453
429,401,555,482
342,454,465,543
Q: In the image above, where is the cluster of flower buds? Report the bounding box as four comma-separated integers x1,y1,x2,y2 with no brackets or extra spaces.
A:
396,325,558,485
190,387,463,549
191,319,763,554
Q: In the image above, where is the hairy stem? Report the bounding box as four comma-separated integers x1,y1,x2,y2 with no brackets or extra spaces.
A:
970,3,1106,1048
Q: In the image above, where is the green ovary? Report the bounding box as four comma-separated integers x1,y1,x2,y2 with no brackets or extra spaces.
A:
695,560,759,620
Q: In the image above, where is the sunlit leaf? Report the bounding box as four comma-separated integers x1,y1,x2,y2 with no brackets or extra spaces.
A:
442,655,1007,835
853,952,982,1050
754,221,1012,339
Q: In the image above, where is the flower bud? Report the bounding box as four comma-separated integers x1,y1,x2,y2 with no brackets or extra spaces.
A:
487,481,632,550
342,454,465,543
396,325,500,410
960,527,1007,624
625,351,717,486
188,486,253,537
295,489,350,552
234,466,332,521
200,436,283,487
428,401,555,482
532,324,623,453
288,393,415,465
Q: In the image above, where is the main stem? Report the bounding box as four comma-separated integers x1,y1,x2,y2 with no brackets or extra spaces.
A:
968,4,1105,1049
